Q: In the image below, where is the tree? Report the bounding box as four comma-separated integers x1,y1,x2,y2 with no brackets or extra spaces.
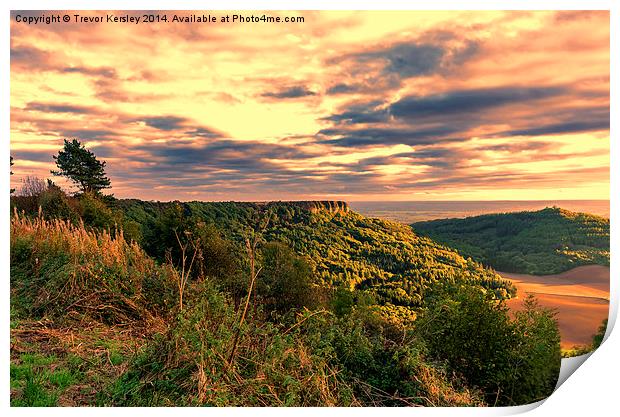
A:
258,241,315,314
51,139,111,194
416,284,560,406
592,318,607,349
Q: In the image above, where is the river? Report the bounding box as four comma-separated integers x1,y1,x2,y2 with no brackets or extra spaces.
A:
499,265,610,349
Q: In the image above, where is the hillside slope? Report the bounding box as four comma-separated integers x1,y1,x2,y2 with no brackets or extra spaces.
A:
412,207,609,275
117,200,515,305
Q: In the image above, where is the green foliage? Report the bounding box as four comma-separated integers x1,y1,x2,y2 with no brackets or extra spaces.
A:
257,242,317,315
38,182,79,223
10,353,82,407
51,138,111,194
592,318,607,349
78,192,121,230
120,200,516,307
509,295,561,405
416,287,560,405
111,281,481,406
111,281,354,406
413,207,609,275
11,198,563,407
11,184,142,244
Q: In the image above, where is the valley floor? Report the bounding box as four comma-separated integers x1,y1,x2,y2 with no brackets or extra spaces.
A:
500,265,610,349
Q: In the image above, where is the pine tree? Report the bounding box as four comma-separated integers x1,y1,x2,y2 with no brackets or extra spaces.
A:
51,139,111,194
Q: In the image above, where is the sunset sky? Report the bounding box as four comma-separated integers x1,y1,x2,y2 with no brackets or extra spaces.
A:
10,10,609,201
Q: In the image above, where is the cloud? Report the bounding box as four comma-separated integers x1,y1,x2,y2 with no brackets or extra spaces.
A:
10,11,609,200
322,101,389,124
355,42,446,78
60,129,116,140
325,83,360,95
503,120,609,137
25,102,95,114
389,86,567,119
61,66,118,78
11,150,54,163
10,46,54,69
140,139,317,167
261,86,317,99
318,126,462,147
185,127,224,138
141,116,188,131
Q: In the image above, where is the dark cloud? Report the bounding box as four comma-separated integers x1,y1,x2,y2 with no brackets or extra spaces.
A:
390,86,567,119
61,66,117,78
322,101,389,124
11,150,53,163
325,83,360,95
447,40,481,67
141,116,188,131
185,127,223,138
395,166,610,191
60,129,116,140
477,141,555,153
10,46,52,66
318,126,463,147
554,10,608,22
355,42,445,78
25,102,94,114
261,86,317,99
136,139,317,170
503,120,609,137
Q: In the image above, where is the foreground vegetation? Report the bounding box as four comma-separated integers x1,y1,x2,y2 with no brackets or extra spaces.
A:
11,190,561,406
412,208,609,275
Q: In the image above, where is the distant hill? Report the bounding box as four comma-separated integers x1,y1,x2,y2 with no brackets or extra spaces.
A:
412,207,610,275
116,199,515,305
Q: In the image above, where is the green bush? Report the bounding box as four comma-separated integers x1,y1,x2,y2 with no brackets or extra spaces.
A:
257,242,317,315
416,284,560,405
78,192,121,230
111,281,352,406
38,185,79,223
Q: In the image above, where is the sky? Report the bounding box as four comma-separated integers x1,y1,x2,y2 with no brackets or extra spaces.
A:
10,10,610,201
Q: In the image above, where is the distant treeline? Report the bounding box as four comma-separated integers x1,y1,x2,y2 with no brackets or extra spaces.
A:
412,207,610,275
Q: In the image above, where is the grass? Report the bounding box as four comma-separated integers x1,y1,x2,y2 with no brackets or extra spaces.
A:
10,353,74,406
10,317,147,406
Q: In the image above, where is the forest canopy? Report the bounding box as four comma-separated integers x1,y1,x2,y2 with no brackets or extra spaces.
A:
412,208,609,275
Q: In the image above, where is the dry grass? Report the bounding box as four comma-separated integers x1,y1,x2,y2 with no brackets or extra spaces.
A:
11,209,148,277
11,211,176,328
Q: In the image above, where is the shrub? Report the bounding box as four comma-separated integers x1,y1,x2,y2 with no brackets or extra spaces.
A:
112,281,351,406
38,184,79,223
257,242,316,315
78,192,121,230
415,284,560,406
508,295,561,405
